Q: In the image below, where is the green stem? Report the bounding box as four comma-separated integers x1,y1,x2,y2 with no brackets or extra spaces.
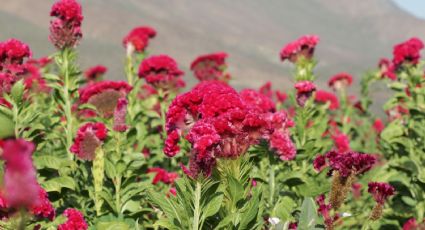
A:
17,208,26,230
61,50,74,160
158,89,167,139
115,176,122,213
125,56,134,86
269,164,275,205
93,147,105,216
192,180,202,230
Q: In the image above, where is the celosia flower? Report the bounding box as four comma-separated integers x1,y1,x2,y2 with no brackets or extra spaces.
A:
58,208,88,230
0,39,32,67
313,154,327,172
79,81,132,117
167,187,177,197
331,133,350,153
0,73,15,95
328,72,353,90
259,82,272,98
316,195,333,229
1,139,39,208
21,63,50,93
138,55,185,90
84,65,107,81
138,83,158,99
49,0,83,49
294,80,316,107
403,218,425,230
392,37,424,67
367,182,395,220
280,35,319,63
123,26,156,53
190,52,230,82
373,118,384,134
315,90,339,110
70,122,108,160
30,186,55,221
240,89,276,113
113,98,128,132
378,58,397,80
275,90,288,103
147,168,179,185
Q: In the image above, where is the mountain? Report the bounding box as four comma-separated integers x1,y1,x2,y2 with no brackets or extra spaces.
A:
1,0,424,98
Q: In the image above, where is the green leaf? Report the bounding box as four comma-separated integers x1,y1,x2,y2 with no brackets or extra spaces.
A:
203,193,223,218
227,176,244,204
274,196,296,221
10,79,24,104
42,176,76,192
0,112,14,139
95,221,131,230
34,155,65,170
298,197,318,230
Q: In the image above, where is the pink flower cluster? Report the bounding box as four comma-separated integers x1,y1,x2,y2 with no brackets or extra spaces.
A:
328,72,353,90
30,186,56,221
70,122,108,160
367,182,395,205
0,39,32,68
147,168,179,185
84,65,107,82
280,35,319,63
58,208,88,230
138,55,185,90
49,0,83,49
190,52,230,82
313,150,376,178
165,81,295,178
123,26,156,53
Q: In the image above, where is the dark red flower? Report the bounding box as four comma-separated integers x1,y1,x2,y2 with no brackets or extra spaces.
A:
70,122,108,160
58,208,88,230
30,186,55,221
147,168,179,185
190,52,229,82
123,26,156,53
316,195,333,228
393,37,424,67
280,35,319,63
315,90,339,110
0,39,32,67
84,65,107,81
368,182,395,205
138,55,185,90
313,154,327,172
328,72,353,90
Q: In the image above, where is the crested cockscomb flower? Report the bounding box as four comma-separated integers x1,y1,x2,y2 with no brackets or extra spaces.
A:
328,72,353,90
367,182,395,220
392,37,424,67
70,122,108,160
0,39,32,67
21,63,50,93
30,185,55,221
79,81,132,117
1,139,40,209
386,104,409,121
294,80,316,107
147,168,179,185
373,118,384,134
190,52,229,82
49,0,83,49
138,55,185,90
331,133,350,153
84,65,107,81
123,26,156,54
280,35,319,63
57,208,88,230
113,98,128,132
313,154,327,172
315,90,339,110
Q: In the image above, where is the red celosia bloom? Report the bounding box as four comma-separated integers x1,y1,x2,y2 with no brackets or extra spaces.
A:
316,195,333,228
313,154,327,172
79,81,132,117
280,35,319,63
147,168,179,185
57,208,88,230
331,133,350,153
70,122,108,160
315,90,339,110
27,57,52,68
0,39,32,67
294,80,316,107
1,139,40,209
138,55,185,90
123,26,156,53
392,37,424,67
403,218,425,230
386,104,409,121
275,90,288,103
22,63,50,93
113,98,128,132
367,182,395,205
0,73,15,95
84,65,107,81
167,187,177,197
49,0,83,49
378,58,397,80
30,186,55,221
190,52,229,82
328,72,353,90
373,118,385,134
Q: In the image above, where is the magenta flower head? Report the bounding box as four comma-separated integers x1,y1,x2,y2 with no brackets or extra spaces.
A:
0,39,32,68
49,0,83,49
367,182,395,220
315,90,339,110
123,26,156,54
138,55,185,90
280,35,319,63
190,52,230,82
79,81,132,118
0,139,40,209
84,65,107,82
30,185,56,221
70,122,108,160
58,208,88,230
331,133,350,153
147,168,179,185
294,80,316,107
328,72,353,91
392,37,424,67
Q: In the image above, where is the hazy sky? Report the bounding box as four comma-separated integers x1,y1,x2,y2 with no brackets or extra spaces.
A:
392,0,425,19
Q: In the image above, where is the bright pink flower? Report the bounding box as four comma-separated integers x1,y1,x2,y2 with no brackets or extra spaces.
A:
268,131,296,160
331,133,350,153
138,55,185,90
378,58,397,80
240,89,276,113
22,63,50,93
70,122,108,160
0,39,32,66
328,72,353,90
123,26,156,53
84,65,107,81
57,208,88,230
30,186,55,221
367,182,395,205
373,118,385,134
27,57,52,68
294,81,316,107
147,168,179,185
79,81,132,117
167,187,177,197
1,139,39,208
280,35,319,63
190,52,229,82
393,37,424,66
315,90,339,110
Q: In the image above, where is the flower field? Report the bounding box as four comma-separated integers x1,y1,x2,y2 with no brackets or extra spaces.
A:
0,0,424,229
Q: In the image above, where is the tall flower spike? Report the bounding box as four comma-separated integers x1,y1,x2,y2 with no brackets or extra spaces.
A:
280,35,319,63
138,55,185,90
367,182,395,221
190,52,230,82
70,122,108,160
